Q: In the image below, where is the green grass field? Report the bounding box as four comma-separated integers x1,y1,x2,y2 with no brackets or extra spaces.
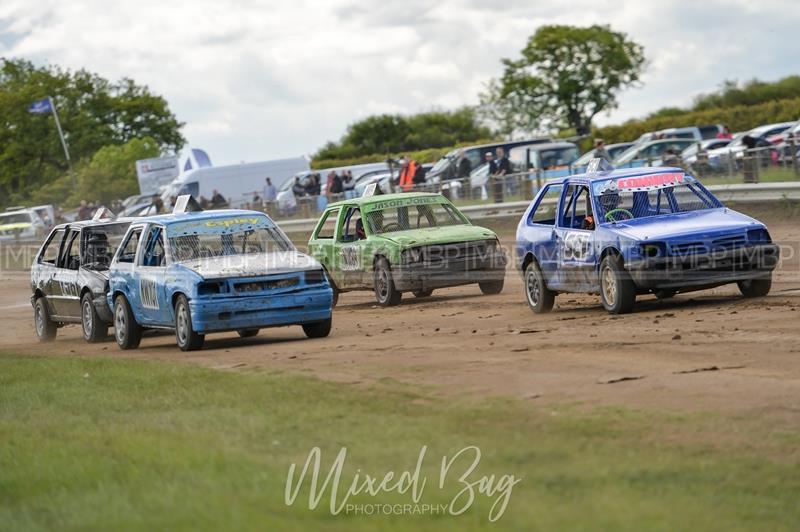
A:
1,354,798,531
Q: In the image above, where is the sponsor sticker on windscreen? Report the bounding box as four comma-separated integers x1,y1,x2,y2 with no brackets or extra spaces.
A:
616,172,685,191
167,215,273,236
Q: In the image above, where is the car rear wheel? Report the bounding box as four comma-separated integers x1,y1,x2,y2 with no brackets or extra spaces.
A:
303,317,332,338
174,295,204,351
738,275,771,298
524,261,555,313
114,294,142,350
599,255,636,314
413,289,433,298
479,279,504,295
374,258,402,306
237,328,259,338
34,297,57,342
81,293,108,342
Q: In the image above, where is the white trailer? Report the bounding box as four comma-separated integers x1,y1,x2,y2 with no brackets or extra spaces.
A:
162,155,310,208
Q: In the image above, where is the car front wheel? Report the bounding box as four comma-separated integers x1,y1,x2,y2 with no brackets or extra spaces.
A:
374,258,402,306
599,255,636,314
33,297,57,342
524,261,555,313
114,294,142,349
237,329,259,338
81,293,108,342
738,275,771,298
479,279,504,295
303,317,332,338
174,295,204,351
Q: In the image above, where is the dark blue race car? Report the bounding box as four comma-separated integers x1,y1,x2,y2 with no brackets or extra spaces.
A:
515,163,780,314
107,197,333,351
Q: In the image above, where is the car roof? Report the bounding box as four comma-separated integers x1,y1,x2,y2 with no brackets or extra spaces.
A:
327,192,443,209
134,209,276,227
548,166,688,186
50,218,132,231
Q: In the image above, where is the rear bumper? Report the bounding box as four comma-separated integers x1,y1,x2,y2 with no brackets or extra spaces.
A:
392,252,507,291
93,293,114,323
188,287,333,334
627,244,780,289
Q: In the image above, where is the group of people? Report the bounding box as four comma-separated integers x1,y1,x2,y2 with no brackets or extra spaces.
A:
288,170,357,199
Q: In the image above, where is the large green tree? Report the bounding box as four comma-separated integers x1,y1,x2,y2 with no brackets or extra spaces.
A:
0,58,184,204
481,24,645,136
315,107,491,160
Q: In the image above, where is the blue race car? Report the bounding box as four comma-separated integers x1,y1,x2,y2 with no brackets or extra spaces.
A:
516,162,780,314
107,197,333,351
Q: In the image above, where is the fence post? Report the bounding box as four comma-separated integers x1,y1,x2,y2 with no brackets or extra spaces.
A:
791,137,799,177
727,150,735,178
492,174,503,203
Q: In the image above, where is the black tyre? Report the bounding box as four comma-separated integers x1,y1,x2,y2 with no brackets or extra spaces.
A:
81,293,108,342
33,297,57,342
302,317,332,338
524,260,555,313
413,289,433,298
373,258,402,306
599,255,636,314
237,328,259,338
479,279,504,295
174,295,204,351
114,294,142,350
738,276,771,298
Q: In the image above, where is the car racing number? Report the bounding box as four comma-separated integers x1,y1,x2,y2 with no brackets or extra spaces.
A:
562,232,590,262
340,246,361,271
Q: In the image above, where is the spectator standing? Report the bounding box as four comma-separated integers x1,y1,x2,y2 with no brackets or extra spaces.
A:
342,171,355,197
717,125,733,140
329,171,343,196
291,176,306,197
399,157,419,192
77,200,92,221
456,150,472,180
210,189,227,208
492,148,510,203
262,177,277,203
594,139,611,162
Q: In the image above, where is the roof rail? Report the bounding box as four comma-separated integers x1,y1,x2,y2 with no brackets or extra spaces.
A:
173,194,203,214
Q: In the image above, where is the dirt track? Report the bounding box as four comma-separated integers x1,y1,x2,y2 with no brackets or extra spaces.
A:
3,219,800,420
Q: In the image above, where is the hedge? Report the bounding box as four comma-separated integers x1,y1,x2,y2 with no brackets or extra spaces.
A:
594,97,800,144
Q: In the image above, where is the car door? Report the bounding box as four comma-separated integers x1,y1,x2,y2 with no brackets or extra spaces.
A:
520,183,563,284
554,184,597,291
34,228,66,315
113,225,145,314
337,207,368,288
309,207,343,287
52,228,82,318
136,224,170,326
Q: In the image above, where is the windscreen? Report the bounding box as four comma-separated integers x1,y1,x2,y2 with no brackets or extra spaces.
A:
167,215,292,261
366,202,467,235
0,213,32,225
592,173,721,223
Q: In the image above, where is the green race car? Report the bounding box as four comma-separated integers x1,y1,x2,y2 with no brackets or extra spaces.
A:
308,192,507,306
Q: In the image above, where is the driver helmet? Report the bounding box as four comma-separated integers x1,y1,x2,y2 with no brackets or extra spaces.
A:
598,181,621,212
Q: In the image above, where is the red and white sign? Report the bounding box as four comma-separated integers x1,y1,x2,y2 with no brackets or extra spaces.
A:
617,172,684,191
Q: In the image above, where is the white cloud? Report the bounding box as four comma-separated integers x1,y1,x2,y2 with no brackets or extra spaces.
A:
2,0,800,164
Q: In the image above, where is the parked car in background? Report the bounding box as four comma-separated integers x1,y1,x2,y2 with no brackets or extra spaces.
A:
426,137,553,183
680,138,733,166
516,164,779,315
706,122,795,168
0,208,47,241
308,192,507,306
107,199,333,351
572,143,634,169
119,202,158,218
634,125,723,145
30,216,131,342
613,139,695,168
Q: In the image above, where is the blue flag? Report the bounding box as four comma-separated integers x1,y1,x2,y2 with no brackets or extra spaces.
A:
28,98,52,114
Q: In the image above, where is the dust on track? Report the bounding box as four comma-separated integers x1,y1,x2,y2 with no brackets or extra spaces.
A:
3,220,800,422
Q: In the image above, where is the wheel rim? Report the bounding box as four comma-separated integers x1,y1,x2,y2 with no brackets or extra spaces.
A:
35,303,44,336
376,268,389,302
602,264,617,307
115,301,126,343
82,299,93,337
176,303,188,346
525,268,540,307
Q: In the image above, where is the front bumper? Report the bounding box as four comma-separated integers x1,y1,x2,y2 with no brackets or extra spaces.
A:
189,286,333,334
627,244,780,289
392,251,507,291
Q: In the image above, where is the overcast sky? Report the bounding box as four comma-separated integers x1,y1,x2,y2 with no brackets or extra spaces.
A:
1,0,799,165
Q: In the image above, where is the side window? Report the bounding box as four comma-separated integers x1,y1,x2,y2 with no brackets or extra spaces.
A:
118,228,143,263
140,226,165,267
466,149,482,169
315,208,340,239
39,229,65,265
558,185,577,227
340,208,363,242
529,185,563,225
60,230,81,270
